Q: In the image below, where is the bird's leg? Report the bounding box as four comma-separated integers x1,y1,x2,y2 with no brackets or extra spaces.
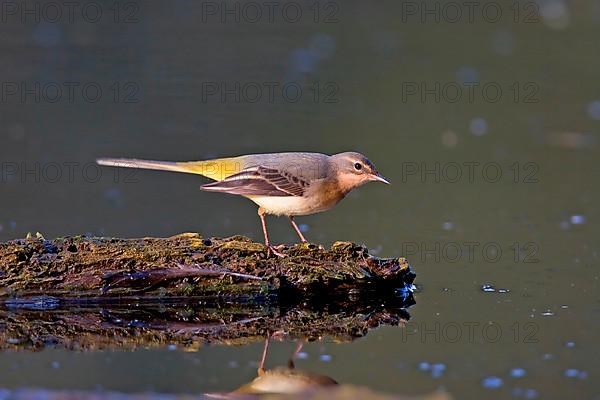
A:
258,207,285,258
257,335,271,376
287,340,305,369
288,216,308,243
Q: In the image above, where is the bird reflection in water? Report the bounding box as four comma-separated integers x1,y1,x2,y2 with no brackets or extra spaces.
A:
207,334,337,398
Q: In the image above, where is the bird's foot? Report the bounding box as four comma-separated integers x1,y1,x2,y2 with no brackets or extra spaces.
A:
266,244,286,258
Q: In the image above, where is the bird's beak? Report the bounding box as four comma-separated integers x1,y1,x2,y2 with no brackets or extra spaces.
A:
370,172,390,184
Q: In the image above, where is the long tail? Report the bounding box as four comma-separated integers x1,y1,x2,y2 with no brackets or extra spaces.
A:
96,157,243,181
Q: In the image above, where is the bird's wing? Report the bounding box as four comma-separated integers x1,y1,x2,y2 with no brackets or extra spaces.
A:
200,166,309,197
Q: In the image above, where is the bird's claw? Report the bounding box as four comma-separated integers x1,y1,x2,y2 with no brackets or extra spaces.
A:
266,245,286,258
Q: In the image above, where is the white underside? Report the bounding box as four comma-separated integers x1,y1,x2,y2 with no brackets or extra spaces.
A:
245,195,334,216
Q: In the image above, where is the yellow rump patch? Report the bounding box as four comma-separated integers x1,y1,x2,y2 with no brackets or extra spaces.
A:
176,158,244,182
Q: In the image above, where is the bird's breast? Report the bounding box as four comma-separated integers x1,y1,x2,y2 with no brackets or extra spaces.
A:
246,180,345,216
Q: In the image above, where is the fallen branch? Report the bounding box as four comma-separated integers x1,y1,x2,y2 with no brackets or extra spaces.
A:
0,233,415,301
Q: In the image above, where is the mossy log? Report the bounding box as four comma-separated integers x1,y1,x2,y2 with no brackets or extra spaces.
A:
0,233,415,301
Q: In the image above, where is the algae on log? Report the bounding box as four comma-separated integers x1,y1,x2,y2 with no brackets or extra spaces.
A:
0,233,415,300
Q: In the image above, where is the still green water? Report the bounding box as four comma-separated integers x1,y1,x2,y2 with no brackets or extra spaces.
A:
1,0,599,398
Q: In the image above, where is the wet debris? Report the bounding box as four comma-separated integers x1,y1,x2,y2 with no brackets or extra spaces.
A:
0,233,415,301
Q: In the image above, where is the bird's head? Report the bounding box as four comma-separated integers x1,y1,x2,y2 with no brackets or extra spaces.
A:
331,152,390,193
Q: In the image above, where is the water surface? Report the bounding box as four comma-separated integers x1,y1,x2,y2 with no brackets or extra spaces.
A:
1,1,599,398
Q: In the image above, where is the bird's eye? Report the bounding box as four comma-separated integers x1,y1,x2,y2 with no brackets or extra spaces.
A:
354,162,362,171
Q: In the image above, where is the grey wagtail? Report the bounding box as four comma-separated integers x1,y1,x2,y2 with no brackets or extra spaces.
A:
97,152,389,257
